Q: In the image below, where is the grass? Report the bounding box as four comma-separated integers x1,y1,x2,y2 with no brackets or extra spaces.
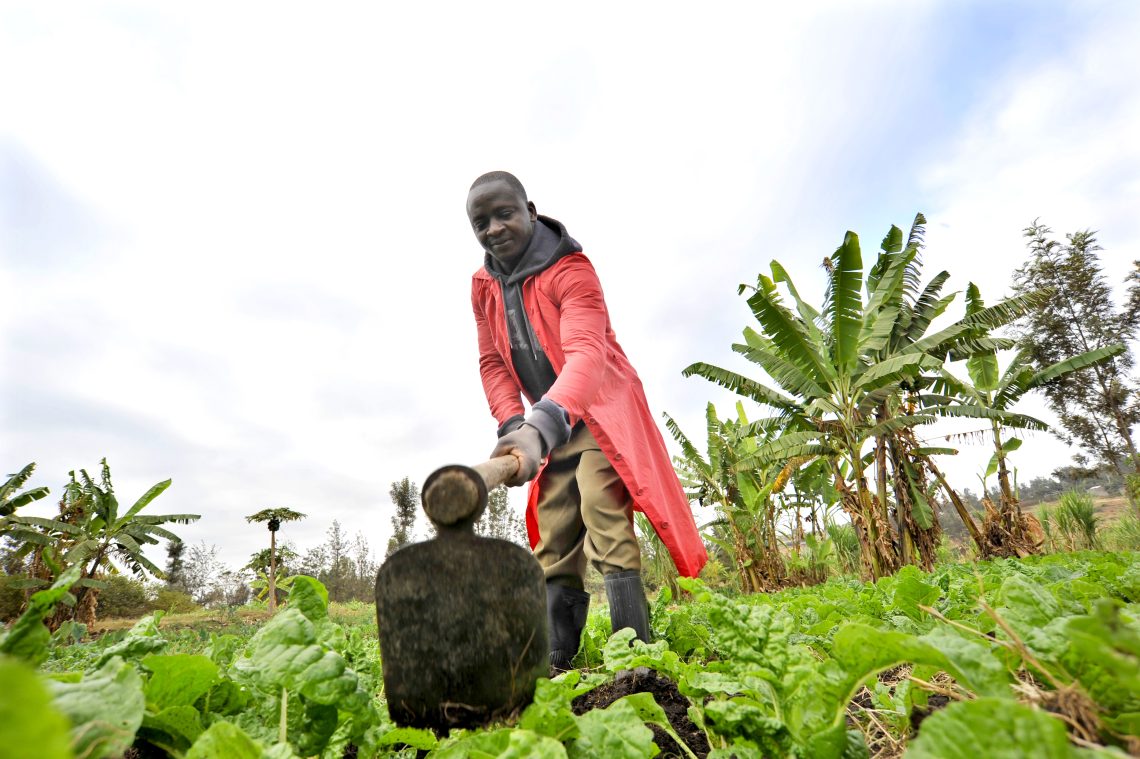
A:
90,599,377,635
1025,493,1131,523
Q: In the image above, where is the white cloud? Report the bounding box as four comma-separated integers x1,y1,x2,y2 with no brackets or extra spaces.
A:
918,3,1140,488
3,2,1138,570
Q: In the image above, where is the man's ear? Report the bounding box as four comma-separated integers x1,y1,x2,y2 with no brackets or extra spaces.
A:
527,201,537,221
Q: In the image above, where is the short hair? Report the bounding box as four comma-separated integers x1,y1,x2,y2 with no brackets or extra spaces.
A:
470,171,527,201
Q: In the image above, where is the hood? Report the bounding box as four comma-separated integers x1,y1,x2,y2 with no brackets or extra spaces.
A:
484,215,582,285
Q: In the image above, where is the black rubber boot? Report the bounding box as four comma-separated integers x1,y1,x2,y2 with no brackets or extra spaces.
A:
546,582,590,672
604,569,650,643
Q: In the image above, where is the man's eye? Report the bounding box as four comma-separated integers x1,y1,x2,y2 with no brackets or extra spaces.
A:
498,210,513,218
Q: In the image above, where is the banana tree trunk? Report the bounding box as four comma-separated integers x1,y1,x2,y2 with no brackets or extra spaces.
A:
991,422,1016,512
925,458,985,554
834,459,897,580
989,423,1042,556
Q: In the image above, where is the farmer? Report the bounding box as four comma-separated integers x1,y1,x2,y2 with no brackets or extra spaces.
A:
466,171,707,670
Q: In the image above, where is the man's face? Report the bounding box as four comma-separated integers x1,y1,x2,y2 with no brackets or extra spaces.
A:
466,180,537,268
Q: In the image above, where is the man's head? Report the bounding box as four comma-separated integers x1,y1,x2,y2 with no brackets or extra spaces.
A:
467,171,537,269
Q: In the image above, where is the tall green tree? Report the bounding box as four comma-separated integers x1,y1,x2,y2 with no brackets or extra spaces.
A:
936,284,1124,555
245,507,306,612
322,520,354,602
474,485,527,545
1126,260,1140,327
1013,222,1140,484
164,539,186,593
386,477,420,557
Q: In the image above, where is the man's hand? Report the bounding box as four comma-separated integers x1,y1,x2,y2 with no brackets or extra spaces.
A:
491,424,543,486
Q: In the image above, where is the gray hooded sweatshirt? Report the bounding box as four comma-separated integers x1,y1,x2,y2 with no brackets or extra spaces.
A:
484,215,581,452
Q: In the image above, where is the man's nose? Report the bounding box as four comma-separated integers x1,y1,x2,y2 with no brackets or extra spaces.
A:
488,218,505,236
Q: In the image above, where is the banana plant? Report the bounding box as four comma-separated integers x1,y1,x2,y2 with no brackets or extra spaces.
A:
0,463,50,519
666,402,795,592
684,217,1043,579
1,463,54,554
14,460,198,629
633,512,679,599
932,286,1125,555
65,461,198,626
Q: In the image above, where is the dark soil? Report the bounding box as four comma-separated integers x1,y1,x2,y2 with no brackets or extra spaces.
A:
909,693,950,732
572,668,710,758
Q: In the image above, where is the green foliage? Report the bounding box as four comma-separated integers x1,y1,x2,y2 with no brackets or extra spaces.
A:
1014,222,1140,479
666,402,789,592
1105,512,1140,551
0,462,50,521
1052,490,1101,549
475,484,527,546
64,459,199,579
569,697,657,757
0,656,72,759
49,656,147,759
152,587,200,614
907,698,1083,758
244,507,307,529
386,478,420,557
683,217,1046,579
0,572,27,621
435,727,565,758
0,565,82,666
95,574,152,619
826,522,860,575
18,553,1140,757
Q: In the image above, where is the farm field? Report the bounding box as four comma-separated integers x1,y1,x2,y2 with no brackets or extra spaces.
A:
2,550,1137,758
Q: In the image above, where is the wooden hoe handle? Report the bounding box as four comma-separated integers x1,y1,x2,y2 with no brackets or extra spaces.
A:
473,455,522,491
421,455,521,528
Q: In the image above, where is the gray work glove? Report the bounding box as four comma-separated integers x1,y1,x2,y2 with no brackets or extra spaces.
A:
490,398,572,487
492,424,543,486
497,414,525,437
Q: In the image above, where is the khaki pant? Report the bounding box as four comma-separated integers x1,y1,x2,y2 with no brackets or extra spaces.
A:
533,423,641,588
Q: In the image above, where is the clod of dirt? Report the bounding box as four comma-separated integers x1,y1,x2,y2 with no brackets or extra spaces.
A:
572,668,710,759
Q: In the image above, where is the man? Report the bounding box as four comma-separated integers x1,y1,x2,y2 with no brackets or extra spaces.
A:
467,171,707,670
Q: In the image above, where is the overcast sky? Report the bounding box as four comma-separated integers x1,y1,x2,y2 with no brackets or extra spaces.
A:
3,1,1138,571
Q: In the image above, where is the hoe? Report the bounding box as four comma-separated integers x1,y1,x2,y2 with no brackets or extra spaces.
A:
375,456,548,732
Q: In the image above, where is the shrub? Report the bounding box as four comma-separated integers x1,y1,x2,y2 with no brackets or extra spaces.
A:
95,575,151,619
1104,512,1140,551
152,587,200,614
0,574,27,621
1052,490,1101,550
826,522,860,575
698,557,730,589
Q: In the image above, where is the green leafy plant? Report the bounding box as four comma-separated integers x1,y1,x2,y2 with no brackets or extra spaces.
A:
1054,490,1101,549
0,462,50,521
14,460,199,630
684,218,1043,579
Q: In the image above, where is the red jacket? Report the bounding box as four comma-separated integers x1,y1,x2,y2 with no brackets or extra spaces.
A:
471,252,708,578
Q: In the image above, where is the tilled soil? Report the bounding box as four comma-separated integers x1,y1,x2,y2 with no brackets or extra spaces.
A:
572,667,711,758
908,693,951,732
847,665,956,758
